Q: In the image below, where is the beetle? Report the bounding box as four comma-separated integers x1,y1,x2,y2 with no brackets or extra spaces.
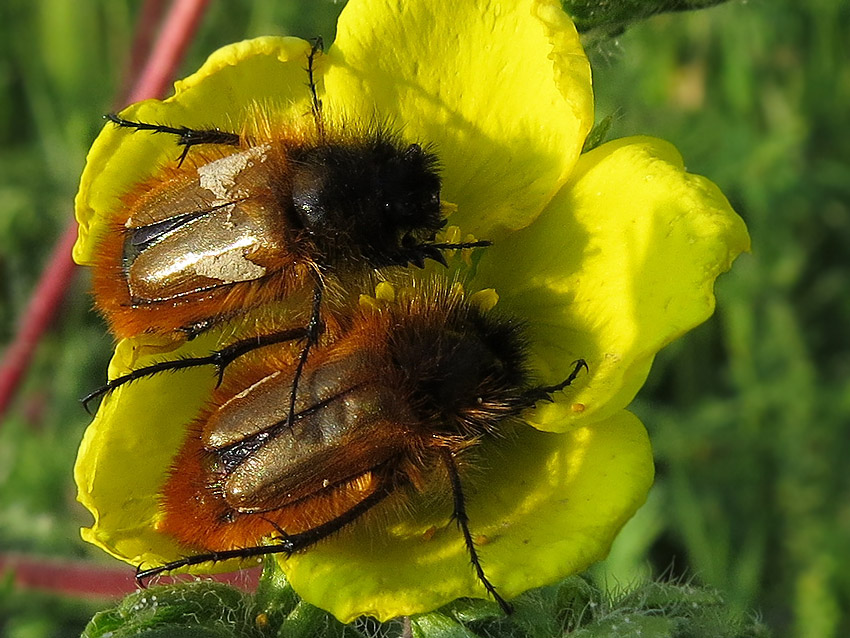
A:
82,40,488,413
138,284,587,614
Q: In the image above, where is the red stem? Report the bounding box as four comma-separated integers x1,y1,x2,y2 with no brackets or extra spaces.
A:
127,0,212,104
0,0,211,420
0,553,260,598
0,228,79,418
118,0,169,105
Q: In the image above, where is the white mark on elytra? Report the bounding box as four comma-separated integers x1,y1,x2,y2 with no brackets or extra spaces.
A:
197,144,270,203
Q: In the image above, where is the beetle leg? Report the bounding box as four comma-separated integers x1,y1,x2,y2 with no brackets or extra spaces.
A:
306,37,325,139
285,278,325,430
80,326,309,414
104,113,241,166
135,475,391,588
440,448,512,615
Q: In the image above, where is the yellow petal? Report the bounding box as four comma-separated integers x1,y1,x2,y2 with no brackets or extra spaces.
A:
75,331,225,569
474,136,750,432
280,411,653,622
324,0,593,239
73,36,315,265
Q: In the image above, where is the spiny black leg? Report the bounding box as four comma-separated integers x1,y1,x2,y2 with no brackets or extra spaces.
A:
523,359,589,406
285,279,324,429
104,113,241,166
135,481,391,588
81,327,309,414
440,448,512,615
306,37,325,138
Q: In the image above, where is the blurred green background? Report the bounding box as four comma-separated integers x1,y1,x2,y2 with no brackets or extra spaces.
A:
0,0,847,636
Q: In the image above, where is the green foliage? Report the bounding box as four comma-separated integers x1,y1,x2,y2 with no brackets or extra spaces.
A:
585,1,850,636
1,0,847,636
81,565,768,638
0,575,101,638
563,0,731,36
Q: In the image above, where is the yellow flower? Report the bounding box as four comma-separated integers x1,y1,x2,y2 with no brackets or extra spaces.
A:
73,0,749,624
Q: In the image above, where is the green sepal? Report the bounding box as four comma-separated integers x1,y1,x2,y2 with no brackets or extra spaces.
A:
582,115,614,153
81,582,261,638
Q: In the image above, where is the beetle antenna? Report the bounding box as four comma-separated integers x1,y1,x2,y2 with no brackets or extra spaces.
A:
522,359,588,406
